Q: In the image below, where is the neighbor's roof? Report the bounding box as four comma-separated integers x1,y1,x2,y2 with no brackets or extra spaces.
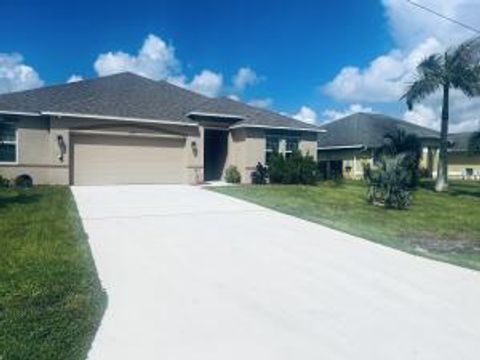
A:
448,132,479,152
0,72,321,132
317,112,440,149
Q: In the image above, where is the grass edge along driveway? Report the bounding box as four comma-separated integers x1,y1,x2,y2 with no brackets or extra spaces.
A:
0,186,106,360
210,181,480,271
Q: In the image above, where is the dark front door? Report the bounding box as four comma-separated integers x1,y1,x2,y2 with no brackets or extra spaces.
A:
204,129,228,181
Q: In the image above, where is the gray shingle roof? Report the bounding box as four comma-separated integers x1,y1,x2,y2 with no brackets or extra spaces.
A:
191,97,322,131
317,112,440,148
0,72,207,123
448,132,480,152
0,72,321,131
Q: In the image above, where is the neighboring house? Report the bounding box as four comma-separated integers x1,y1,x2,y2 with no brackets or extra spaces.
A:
448,132,480,179
0,72,321,185
317,113,441,179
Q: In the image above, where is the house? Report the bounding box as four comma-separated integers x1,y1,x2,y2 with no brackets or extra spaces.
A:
448,132,480,179
317,112,480,180
0,72,322,185
317,112,441,179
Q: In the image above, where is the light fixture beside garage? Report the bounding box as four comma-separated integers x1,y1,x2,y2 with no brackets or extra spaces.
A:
57,135,66,162
191,140,198,156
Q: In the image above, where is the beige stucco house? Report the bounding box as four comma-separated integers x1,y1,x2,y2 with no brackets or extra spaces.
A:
316,112,480,180
0,72,321,185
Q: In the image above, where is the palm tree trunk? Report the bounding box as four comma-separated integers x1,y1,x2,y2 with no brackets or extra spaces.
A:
435,83,449,192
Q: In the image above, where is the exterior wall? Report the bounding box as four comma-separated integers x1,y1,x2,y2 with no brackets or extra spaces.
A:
1,114,319,185
0,115,202,185
447,153,480,179
0,116,69,184
298,132,318,161
227,129,318,184
317,149,373,179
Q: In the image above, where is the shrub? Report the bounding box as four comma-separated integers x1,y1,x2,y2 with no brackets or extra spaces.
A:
14,174,33,188
268,150,318,185
225,165,241,183
0,174,10,188
364,154,412,210
251,162,268,184
375,129,422,188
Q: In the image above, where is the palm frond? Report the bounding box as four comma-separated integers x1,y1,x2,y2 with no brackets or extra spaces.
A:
401,55,443,109
401,76,441,110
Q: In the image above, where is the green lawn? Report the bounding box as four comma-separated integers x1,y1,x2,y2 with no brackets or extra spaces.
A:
211,180,480,271
0,186,106,360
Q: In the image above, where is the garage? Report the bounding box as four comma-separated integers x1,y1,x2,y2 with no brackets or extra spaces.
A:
71,133,186,185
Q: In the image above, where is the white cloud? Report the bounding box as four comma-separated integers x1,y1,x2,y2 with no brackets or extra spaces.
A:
227,94,240,101
94,34,180,80
188,70,223,97
322,103,374,122
93,34,263,97
383,0,480,49
0,53,43,94
293,106,317,124
248,98,273,108
324,0,480,132
67,74,83,83
233,67,260,91
324,37,442,103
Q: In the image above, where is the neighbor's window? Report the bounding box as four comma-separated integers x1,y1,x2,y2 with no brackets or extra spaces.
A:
285,136,299,158
265,135,280,164
0,123,17,163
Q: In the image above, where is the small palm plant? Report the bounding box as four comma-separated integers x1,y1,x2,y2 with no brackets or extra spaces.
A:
365,153,412,210
402,37,480,192
376,129,423,187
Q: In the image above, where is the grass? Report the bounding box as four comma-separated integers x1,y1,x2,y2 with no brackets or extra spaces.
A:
211,180,480,271
0,186,107,360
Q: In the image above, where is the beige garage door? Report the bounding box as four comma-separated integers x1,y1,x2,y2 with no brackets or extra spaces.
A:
72,134,186,185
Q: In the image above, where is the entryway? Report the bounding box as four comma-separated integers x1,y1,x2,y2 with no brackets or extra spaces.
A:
203,129,228,181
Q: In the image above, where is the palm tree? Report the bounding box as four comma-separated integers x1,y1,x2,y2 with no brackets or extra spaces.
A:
402,37,480,191
375,129,422,187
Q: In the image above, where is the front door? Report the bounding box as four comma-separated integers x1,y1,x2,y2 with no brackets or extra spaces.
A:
204,129,228,181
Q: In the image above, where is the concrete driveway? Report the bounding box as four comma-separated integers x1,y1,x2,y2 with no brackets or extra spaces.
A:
72,185,480,360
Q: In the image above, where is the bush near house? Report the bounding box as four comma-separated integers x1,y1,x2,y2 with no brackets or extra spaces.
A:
225,165,241,183
251,162,268,184
268,150,318,185
364,154,412,210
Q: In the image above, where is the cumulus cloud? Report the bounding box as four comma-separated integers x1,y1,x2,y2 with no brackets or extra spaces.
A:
93,34,262,97
324,37,442,103
322,104,374,122
0,53,43,94
67,74,83,83
248,98,273,108
293,106,317,124
188,70,223,97
94,34,180,80
233,67,260,91
323,0,480,132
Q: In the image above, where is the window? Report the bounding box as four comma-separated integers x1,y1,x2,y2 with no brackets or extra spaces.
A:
285,136,299,158
0,122,17,163
265,135,280,165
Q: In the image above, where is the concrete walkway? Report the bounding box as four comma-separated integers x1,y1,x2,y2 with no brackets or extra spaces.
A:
72,185,480,360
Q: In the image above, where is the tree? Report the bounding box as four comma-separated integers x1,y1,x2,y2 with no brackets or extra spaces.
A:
375,129,423,187
402,37,480,192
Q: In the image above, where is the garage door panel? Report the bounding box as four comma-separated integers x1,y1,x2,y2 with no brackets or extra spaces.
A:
73,135,186,185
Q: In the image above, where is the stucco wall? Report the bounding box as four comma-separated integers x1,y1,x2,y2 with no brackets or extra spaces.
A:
447,153,480,178
1,115,202,185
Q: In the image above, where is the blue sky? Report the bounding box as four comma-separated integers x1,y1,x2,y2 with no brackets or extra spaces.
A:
0,0,479,130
